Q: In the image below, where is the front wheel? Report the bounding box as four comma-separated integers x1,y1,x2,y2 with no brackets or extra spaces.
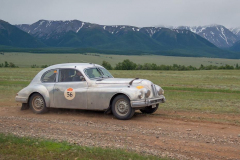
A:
111,95,135,120
29,93,48,114
140,104,159,114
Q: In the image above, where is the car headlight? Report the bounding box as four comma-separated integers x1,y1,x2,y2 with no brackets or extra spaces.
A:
145,89,151,98
138,88,151,99
138,91,144,99
158,88,164,95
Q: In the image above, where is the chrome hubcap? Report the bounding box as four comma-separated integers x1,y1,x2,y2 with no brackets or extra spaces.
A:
115,99,129,116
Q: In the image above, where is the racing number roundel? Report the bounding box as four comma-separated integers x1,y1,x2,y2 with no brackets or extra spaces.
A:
64,88,75,100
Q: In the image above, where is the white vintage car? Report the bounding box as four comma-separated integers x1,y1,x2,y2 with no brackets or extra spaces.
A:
16,63,165,120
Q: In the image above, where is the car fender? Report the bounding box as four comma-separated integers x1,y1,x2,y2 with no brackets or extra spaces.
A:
30,84,51,107
18,84,51,107
109,87,141,103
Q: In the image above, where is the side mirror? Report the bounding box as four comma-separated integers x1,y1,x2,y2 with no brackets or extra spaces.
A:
80,76,85,81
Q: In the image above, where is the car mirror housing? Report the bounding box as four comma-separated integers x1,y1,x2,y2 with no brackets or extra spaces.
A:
80,76,85,81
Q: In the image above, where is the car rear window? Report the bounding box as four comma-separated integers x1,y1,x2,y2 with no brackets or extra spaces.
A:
41,70,57,83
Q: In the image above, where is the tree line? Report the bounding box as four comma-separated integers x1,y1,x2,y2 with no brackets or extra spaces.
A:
0,61,18,68
102,59,240,70
1,60,239,70
31,64,49,68
0,61,49,68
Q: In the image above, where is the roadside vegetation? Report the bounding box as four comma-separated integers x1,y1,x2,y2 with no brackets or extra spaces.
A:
1,52,240,68
0,61,18,68
103,59,240,70
30,64,49,68
1,59,239,71
0,133,164,160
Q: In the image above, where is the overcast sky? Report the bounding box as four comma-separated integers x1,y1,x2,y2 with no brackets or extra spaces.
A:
0,0,240,28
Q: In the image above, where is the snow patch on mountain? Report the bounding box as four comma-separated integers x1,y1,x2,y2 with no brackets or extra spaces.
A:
15,19,240,48
230,27,240,37
76,22,84,33
173,25,240,48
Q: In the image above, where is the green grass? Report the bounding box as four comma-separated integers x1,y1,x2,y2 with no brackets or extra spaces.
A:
112,70,240,114
0,133,165,160
0,52,240,68
1,68,240,115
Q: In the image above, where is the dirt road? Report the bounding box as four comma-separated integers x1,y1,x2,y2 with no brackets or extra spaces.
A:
0,106,239,160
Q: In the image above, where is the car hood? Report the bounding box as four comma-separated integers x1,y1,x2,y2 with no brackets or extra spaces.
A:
95,78,143,84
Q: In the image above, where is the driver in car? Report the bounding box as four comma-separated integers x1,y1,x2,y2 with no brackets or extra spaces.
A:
72,71,84,81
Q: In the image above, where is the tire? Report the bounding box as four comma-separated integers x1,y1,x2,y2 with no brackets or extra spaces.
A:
29,93,48,114
140,104,159,114
111,95,135,120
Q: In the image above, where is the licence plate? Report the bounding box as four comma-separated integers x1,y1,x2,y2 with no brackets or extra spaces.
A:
152,104,157,108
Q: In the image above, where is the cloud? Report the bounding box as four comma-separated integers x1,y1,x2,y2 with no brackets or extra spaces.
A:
0,0,239,27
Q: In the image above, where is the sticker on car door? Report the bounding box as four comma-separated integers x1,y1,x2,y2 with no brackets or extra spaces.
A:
64,88,75,100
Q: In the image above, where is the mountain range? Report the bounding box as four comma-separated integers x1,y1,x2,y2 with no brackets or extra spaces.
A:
0,20,44,48
172,25,240,48
0,19,240,59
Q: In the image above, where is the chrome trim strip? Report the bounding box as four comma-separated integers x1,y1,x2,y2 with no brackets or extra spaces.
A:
131,96,165,108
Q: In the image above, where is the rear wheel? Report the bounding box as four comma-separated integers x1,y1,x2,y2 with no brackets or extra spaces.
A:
140,104,159,114
111,95,135,120
29,93,48,114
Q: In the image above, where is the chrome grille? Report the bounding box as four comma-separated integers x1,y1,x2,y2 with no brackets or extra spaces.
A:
151,84,158,97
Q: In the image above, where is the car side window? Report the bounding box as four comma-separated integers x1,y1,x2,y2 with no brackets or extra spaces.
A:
58,69,85,82
41,70,57,83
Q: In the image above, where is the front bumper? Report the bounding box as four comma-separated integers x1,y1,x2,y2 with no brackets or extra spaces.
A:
131,95,165,108
15,96,28,103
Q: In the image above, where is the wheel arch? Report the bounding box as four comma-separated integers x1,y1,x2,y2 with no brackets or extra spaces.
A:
109,93,131,109
28,92,49,107
110,93,135,120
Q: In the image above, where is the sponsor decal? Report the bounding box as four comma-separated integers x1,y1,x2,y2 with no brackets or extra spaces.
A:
64,87,75,100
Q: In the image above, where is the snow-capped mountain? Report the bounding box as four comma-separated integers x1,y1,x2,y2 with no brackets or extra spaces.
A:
1,19,239,58
229,27,240,37
16,20,166,39
15,19,220,55
17,21,240,49
0,20,43,48
16,20,91,39
173,25,240,48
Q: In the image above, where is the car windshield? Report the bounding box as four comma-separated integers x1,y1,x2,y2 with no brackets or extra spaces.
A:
99,68,113,78
84,67,113,79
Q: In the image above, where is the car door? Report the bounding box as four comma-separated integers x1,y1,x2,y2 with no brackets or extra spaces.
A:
53,68,88,109
41,69,58,107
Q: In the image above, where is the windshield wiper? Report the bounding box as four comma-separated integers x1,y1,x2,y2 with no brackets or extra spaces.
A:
129,78,139,85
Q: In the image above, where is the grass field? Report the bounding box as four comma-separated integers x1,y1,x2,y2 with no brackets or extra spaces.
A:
0,133,164,160
1,68,239,116
0,52,240,68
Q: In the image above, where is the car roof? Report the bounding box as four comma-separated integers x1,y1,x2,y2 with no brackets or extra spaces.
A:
46,63,102,69
30,63,103,83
